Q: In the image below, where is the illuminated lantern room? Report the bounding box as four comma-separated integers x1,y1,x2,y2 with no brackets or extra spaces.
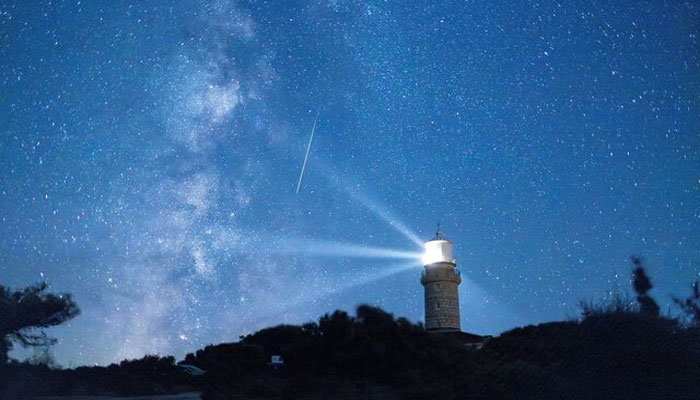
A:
422,228,455,266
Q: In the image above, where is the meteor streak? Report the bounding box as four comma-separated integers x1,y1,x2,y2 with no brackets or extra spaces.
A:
295,111,319,194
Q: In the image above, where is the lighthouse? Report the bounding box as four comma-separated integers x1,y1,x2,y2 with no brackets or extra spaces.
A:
421,226,461,332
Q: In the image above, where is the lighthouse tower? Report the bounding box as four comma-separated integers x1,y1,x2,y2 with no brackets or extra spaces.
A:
421,226,461,332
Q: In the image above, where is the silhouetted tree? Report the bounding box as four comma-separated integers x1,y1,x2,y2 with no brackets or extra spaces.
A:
673,279,700,325
631,256,659,317
319,310,354,341
0,282,80,365
26,340,59,368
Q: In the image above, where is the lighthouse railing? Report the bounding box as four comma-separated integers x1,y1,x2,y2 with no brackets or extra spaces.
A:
421,268,461,279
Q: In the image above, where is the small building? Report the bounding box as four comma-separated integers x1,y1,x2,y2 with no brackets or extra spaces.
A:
269,354,284,369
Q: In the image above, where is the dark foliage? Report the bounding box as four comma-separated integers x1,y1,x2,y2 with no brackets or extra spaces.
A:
193,305,473,400
631,257,660,317
0,354,198,398
481,311,700,400
579,292,635,319
0,282,80,365
3,301,699,399
192,302,700,400
2,268,700,400
673,279,700,325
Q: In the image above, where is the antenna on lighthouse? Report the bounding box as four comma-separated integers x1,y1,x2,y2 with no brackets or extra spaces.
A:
434,223,445,241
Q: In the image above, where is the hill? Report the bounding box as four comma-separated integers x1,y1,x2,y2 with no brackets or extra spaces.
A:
2,303,699,400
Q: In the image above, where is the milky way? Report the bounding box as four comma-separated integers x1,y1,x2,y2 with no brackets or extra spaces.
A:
0,1,698,366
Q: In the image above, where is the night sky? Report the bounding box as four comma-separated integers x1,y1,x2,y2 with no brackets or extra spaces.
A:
1,1,698,367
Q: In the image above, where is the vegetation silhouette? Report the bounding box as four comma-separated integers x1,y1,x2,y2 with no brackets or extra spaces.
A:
0,282,79,366
1,262,699,400
673,279,700,325
631,256,660,317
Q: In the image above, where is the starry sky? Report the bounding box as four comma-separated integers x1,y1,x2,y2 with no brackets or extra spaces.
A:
1,0,698,367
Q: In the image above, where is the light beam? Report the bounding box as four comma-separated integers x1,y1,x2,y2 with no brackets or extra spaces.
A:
312,162,424,247
236,234,423,261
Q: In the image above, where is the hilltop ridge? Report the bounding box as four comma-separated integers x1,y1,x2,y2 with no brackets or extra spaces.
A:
2,302,699,400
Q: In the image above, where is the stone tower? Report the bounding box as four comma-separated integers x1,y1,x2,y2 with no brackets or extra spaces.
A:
421,227,461,332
